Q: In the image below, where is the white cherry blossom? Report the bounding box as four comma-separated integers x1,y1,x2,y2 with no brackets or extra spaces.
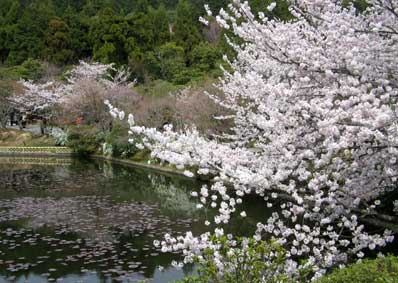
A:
107,0,398,280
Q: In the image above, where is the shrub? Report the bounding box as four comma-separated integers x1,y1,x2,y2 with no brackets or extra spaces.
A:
51,128,68,146
131,148,152,162
0,59,45,80
174,84,233,136
190,42,221,73
105,122,140,158
66,125,104,156
317,256,398,283
175,236,311,283
8,58,45,80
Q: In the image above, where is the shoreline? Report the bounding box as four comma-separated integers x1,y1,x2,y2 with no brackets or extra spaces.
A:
0,146,189,178
90,155,190,178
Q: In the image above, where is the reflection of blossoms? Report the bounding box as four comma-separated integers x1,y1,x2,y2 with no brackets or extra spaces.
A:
147,173,198,215
108,0,398,280
394,201,398,214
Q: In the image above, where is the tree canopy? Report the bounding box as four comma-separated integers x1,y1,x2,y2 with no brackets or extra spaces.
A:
0,0,295,84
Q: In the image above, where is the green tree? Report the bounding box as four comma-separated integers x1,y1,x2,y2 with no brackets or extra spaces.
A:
90,8,130,64
95,42,117,63
45,17,74,65
2,1,20,25
173,0,201,53
147,42,186,81
14,58,45,80
5,0,55,65
190,42,221,73
249,0,292,20
0,0,230,82
64,5,92,60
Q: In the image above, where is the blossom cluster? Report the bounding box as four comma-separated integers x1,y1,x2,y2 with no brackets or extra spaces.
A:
12,61,134,112
11,80,65,111
109,0,398,280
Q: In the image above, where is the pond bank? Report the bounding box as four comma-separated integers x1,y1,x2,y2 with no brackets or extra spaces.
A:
0,146,189,178
91,155,189,178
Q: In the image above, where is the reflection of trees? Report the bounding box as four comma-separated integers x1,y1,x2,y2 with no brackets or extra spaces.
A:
147,173,198,215
0,158,206,282
0,169,52,191
0,158,271,281
0,158,201,216
0,158,268,236
100,161,202,216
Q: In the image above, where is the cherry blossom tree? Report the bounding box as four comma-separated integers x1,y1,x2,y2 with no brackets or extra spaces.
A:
108,0,398,280
65,61,135,89
11,61,134,113
61,62,135,129
12,80,65,112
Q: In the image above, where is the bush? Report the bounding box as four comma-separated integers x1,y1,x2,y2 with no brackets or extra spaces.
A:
176,237,311,283
0,58,45,80
105,122,140,158
190,42,221,73
51,128,68,146
66,125,104,156
317,256,398,283
131,148,152,162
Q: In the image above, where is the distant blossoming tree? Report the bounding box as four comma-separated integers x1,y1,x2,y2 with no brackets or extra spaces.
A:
114,0,398,279
12,61,134,113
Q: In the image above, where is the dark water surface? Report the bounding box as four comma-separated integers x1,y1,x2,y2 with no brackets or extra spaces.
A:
0,157,269,283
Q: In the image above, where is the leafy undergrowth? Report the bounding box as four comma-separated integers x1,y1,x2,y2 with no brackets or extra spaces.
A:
0,129,55,147
317,256,398,283
129,149,152,162
176,255,398,283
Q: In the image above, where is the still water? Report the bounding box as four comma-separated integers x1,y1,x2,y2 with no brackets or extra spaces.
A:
0,157,269,283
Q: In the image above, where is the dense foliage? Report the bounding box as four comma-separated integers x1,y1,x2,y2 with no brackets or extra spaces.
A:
66,125,104,155
0,0,294,84
317,255,398,283
178,252,398,283
175,237,304,283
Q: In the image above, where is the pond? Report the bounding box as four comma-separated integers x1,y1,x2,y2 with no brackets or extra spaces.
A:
0,157,270,283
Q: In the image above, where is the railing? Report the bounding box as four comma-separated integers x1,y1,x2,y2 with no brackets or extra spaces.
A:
0,147,73,155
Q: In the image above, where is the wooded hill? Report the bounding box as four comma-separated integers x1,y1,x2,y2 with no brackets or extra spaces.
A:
0,0,295,84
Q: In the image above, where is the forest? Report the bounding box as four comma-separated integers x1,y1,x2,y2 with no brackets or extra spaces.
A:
0,0,297,85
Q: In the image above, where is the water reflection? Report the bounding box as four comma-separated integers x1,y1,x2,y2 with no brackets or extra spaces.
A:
0,157,268,283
